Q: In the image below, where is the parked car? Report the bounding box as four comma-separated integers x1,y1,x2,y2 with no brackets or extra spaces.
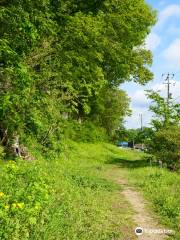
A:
117,141,129,148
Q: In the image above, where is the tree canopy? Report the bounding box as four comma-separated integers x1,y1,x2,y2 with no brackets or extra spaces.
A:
146,90,180,130
0,0,156,146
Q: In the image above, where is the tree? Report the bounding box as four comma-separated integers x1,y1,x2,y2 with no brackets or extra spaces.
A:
117,127,154,145
146,90,180,130
0,0,156,149
135,127,154,143
149,126,180,170
117,128,137,143
146,90,180,170
89,88,130,136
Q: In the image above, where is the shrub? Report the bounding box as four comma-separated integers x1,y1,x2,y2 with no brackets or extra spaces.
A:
149,126,180,170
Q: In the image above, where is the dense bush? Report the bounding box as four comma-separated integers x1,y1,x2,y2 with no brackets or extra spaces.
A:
149,126,180,170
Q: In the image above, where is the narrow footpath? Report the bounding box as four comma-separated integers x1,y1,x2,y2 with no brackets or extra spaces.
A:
106,166,168,240
117,176,167,240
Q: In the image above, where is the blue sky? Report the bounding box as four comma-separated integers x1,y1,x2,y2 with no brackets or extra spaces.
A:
122,0,180,129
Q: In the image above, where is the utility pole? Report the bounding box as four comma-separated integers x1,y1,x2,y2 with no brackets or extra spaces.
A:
162,73,175,105
162,73,176,127
139,113,143,131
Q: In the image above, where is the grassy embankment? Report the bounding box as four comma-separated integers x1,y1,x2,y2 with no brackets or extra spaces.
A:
0,142,135,240
0,142,179,239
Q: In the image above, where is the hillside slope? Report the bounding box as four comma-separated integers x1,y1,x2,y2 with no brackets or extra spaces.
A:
0,142,179,239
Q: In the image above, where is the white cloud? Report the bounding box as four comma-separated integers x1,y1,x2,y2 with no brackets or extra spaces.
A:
152,81,180,101
124,4,180,129
131,90,150,108
162,39,180,70
145,32,161,50
157,4,180,28
125,88,151,129
124,107,152,129
124,81,180,129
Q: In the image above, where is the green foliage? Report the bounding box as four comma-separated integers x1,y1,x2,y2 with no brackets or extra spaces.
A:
63,120,108,143
0,141,135,239
145,90,180,170
116,127,154,145
68,172,117,191
115,127,135,143
0,2,157,237
1,140,179,239
89,88,130,136
149,126,180,170
0,160,51,240
146,90,180,130
0,0,156,145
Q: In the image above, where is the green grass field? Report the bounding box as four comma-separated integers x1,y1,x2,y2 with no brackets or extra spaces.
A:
0,142,179,239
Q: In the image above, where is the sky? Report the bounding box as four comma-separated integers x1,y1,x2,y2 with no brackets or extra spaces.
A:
122,0,180,129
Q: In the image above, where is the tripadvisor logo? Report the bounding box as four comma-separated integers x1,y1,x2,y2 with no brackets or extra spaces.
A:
135,227,143,236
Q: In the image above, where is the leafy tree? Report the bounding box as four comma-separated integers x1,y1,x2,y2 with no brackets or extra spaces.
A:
135,127,154,143
117,127,154,145
0,0,156,149
145,90,180,170
89,88,130,136
116,128,137,143
149,126,180,170
146,90,180,130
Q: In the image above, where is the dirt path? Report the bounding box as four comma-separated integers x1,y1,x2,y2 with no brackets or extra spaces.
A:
116,177,168,240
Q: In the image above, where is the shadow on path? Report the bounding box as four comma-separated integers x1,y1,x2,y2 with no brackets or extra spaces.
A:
107,157,149,169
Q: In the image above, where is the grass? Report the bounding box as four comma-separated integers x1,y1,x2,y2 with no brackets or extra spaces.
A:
43,142,136,240
105,146,180,240
0,142,136,240
1,142,179,239
124,168,180,239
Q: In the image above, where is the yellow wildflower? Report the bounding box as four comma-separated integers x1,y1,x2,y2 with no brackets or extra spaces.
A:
12,203,17,208
17,202,24,209
0,192,4,197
